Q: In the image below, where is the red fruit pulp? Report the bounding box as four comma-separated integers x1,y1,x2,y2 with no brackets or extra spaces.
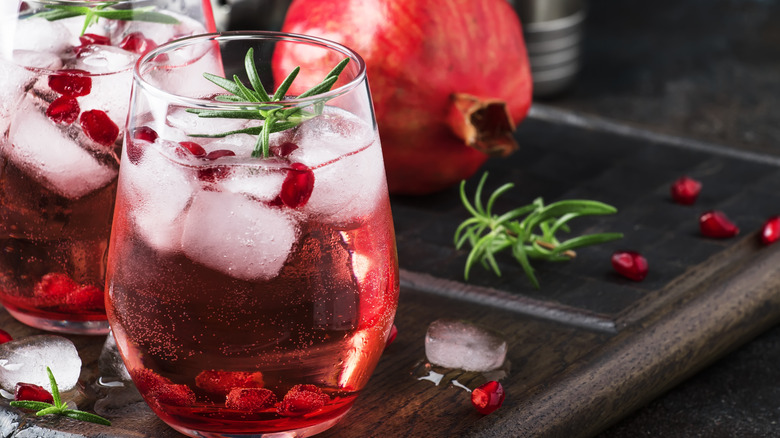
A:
699,210,739,238
670,176,701,205
0,329,12,344
48,70,92,97
80,110,119,147
279,163,315,208
46,96,80,125
277,385,330,417
761,216,780,246
15,383,54,404
611,251,648,281
34,273,78,304
471,381,505,415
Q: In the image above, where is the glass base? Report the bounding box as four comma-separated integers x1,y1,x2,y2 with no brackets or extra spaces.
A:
5,307,110,335
168,410,350,438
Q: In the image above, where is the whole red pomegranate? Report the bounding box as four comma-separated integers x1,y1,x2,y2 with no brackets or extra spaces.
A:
277,0,532,194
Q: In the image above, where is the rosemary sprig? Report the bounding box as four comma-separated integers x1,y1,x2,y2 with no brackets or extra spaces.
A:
187,48,349,158
10,367,111,426
454,173,624,288
32,1,178,36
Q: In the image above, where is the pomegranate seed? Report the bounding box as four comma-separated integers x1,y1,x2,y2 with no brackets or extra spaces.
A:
48,69,92,97
46,96,80,125
279,163,315,208
34,273,78,304
670,176,702,205
0,329,12,344
471,381,505,415
270,141,299,158
760,216,780,246
611,251,648,281
226,388,277,413
195,370,264,395
132,368,173,394
133,126,158,143
700,210,739,238
198,149,236,182
178,141,207,157
153,383,196,407
15,383,54,404
79,33,110,46
385,324,398,348
127,126,158,164
80,109,119,147
119,32,157,55
65,285,104,311
277,384,330,417
205,149,236,160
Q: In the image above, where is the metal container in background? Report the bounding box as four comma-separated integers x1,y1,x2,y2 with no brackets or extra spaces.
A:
512,0,586,97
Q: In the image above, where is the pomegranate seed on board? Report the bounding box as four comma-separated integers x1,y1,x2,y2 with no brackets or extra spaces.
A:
48,70,92,97
471,381,505,415
226,388,277,413
760,216,780,246
699,210,739,238
80,110,119,146
611,251,648,281
14,383,54,404
46,96,80,125
279,163,315,208
670,176,701,205
0,329,12,344
119,32,157,55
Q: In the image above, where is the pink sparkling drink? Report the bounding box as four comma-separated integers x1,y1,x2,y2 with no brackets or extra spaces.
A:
0,0,215,334
106,33,399,437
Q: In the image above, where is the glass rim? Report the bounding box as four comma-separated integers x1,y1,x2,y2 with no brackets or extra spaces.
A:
133,31,368,110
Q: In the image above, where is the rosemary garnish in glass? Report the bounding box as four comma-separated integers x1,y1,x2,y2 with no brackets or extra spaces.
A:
31,1,178,36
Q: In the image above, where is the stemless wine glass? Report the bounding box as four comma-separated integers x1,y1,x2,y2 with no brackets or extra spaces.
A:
106,32,399,437
0,0,216,334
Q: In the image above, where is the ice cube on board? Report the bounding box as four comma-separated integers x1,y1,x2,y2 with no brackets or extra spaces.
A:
0,335,81,392
181,191,297,281
425,319,507,372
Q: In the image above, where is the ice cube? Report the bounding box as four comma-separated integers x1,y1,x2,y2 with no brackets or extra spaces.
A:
0,335,82,392
424,319,507,372
0,59,34,136
181,191,298,281
167,107,251,140
77,67,133,132
124,141,196,253
289,111,386,226
4,92,118,199
74,45,136,74
12,50,63,70
14,18,72,54
98,331,131,382
217,163,286,202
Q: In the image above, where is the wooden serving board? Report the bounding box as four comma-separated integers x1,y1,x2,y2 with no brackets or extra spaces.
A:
3,109,780,437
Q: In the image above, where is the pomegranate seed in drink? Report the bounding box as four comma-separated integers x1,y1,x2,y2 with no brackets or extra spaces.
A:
760,216,780,246
80,110,119,147
79,33,110,46
699,210,739,238
14,383,54,404
271,141,299,158
133,368,173,394
611,251,648,281
46,96,80,125
152,383,197,407
178,141,207,157
195,370,264,395
279,163,315,208
471,381,505,415
34,273,78,304
670,176,701,205
66,285,105,311
48,70,92,97
277,385,330,417
119,32,157,55
205,149,236,160
226,388,277,413
0,329,12,344
128,126,159,164
198,150,236,182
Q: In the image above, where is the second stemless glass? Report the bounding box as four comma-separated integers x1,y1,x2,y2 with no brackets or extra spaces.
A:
106,32,399,437
0,0,216,334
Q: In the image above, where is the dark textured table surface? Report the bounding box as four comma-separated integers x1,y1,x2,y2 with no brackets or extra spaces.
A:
555,1,780,436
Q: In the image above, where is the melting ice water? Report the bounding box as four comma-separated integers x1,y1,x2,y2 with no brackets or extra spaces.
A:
0,335,81,392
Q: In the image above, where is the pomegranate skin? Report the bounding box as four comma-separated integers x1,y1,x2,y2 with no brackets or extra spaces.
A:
278,0,532,194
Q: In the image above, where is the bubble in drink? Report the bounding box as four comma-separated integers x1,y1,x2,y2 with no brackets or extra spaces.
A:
425,319,507,372
180,191,298,281
0,335,81,392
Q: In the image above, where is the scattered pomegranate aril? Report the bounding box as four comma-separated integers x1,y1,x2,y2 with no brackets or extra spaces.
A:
385,324,398,348
279,163,314,208
178,141,207,157
34,273,78,303
471,381,505,415
46,96,80,125
48,69,92,97
119,32,157,55
760,216,780,246
65,285,104,311
226,388,277,413
699,210,739,238
80,109,119,147
195,370,264,395
15,383,54,404
670,176,701,205
270,141,299,158
152,383,197,407
277,384,330,417
0,329,12,344
611,251,649,281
